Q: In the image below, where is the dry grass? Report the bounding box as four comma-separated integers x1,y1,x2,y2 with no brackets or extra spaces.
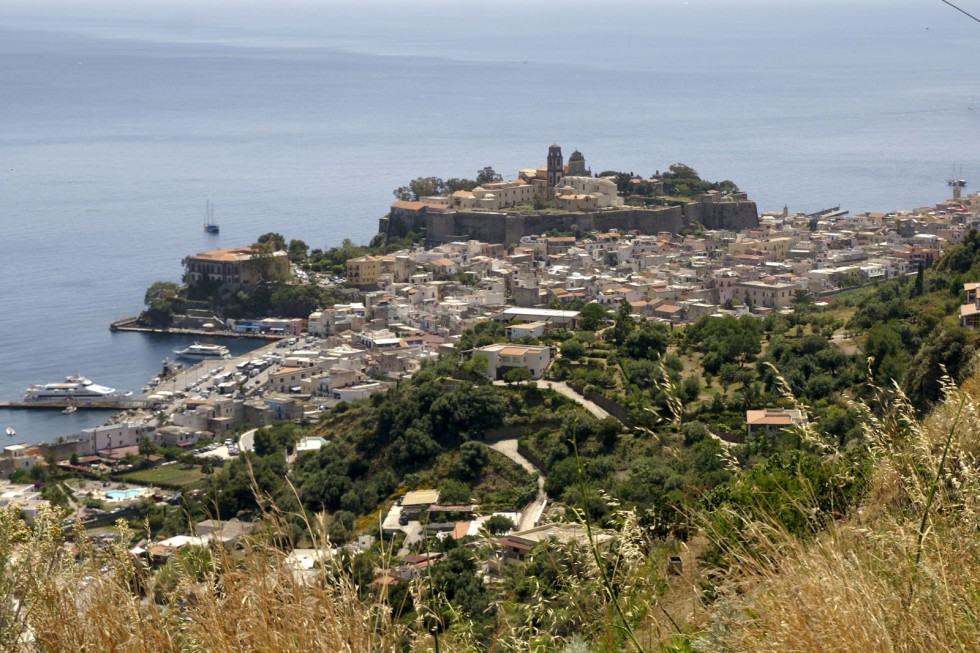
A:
7,365,980,651
1,509,406,653
695,370,980,652
0,489,670,652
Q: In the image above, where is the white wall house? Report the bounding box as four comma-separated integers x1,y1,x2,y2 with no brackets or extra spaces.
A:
474,344,552,380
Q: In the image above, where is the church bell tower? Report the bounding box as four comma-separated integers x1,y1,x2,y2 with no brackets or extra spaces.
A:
546,144,563,199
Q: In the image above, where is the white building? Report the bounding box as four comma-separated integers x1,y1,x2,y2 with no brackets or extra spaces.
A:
474,344,552,380
81,423,155,453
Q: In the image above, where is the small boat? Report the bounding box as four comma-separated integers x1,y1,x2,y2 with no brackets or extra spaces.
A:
5,427,14,437
204,199,219,234
63,405,77,414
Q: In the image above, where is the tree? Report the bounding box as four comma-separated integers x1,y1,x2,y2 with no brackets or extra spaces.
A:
864,322,911,384
256,232,286,251
561,339,585,360
791,289,814,313
624,323,670,360
142,281,180,327
246,240,288,283
503,367,534,384
452,441,489,481
903,324,976,411
392,176,446,201
484,515,515,534
607,300,636,346
287,239,308,263
445,177,478,193
476,166,503,185
427,547,492,629
144,281,179,307
578,303,609,331
438,479,473,504
719,363,739,395
681,375,702,403
138,437,157,459
912,261,925,297
251,429,276,458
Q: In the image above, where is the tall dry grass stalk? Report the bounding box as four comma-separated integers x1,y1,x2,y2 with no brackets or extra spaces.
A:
696,369,980,652
0,480,672,653
1,504,407,653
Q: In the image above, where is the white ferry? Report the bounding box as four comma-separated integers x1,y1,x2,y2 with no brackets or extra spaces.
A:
173,342,231,360
24,376,132,402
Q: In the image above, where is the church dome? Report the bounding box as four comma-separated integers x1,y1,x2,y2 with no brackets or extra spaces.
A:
569,150,584,161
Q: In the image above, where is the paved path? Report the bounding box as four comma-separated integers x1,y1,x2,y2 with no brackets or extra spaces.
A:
494,379,612,420
487,438,546,532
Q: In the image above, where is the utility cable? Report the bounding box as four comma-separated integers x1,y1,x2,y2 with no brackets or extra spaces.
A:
939,0,980,24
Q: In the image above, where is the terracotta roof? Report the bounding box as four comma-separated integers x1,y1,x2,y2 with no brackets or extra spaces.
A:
498,345,545,357
960,303,980,318
493,537,532,551
391,200,446,211
452,522,471,540
189,247,255,262
746,409,802,426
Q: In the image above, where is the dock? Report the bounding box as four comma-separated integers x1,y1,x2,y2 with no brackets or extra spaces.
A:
109,317,283,340
0,400,150,410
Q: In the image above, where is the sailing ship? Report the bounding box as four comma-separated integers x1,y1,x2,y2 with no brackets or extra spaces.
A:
204,200,219,234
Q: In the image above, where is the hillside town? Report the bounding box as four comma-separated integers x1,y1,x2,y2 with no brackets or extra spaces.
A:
4,148,980,631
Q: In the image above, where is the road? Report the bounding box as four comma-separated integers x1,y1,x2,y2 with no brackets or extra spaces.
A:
494,379,612,420
487,438,546,532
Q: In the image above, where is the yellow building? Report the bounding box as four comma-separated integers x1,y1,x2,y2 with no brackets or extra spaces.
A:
450,180,537,210
183,246,289,288
346,255,384,287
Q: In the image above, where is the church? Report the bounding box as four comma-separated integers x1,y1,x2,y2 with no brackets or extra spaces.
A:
443,144,620,211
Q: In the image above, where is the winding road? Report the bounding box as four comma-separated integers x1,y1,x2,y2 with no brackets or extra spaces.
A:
487,438,546,532
493,379,612,420
485,379,623,531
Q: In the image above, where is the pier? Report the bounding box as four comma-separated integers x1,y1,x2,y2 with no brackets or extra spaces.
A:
109,317,283,340
0,400,150,410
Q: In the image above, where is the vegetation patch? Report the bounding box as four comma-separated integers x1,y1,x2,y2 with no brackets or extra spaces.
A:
119,463,207,489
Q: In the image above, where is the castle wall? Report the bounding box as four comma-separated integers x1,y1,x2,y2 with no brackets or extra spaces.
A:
685,197,759,231
424,207,688,246
393,195,759,247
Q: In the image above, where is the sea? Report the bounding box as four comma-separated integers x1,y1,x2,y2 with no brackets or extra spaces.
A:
1,0,979,445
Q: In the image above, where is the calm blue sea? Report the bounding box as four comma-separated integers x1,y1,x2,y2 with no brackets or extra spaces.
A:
2,0,979,444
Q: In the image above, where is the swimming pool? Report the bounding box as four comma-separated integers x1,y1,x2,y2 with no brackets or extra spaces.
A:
106,489,142,500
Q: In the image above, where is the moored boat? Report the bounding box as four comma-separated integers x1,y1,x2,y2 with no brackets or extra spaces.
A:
173,342,231,360
24,376,132,402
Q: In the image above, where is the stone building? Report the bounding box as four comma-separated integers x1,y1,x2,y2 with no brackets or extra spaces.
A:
183,247,289,290
347,255,384,288
566,149,591,177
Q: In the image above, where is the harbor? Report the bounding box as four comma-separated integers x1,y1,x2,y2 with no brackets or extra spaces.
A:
0,333,273,448
0,400,147,410
109,317,284,340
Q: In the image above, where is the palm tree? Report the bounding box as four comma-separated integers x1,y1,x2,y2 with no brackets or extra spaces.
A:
138,436,157,459
791,289,814,312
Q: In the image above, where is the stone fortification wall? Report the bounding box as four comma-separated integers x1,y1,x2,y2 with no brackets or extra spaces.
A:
382,194,759,247
686,195,759,231
426,207,687,247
